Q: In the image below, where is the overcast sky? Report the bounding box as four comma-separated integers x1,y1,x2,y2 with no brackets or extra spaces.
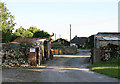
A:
1,0,118,40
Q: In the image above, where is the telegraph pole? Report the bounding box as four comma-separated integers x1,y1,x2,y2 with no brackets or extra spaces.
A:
70,24,71,42
59,34,61,38
55,33,56,40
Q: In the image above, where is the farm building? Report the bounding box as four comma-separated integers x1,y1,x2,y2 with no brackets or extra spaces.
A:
70,35,88,48
1,34,54,66
51,38,70,47
13,37,53,66
51,38,77,55
91,32,120,64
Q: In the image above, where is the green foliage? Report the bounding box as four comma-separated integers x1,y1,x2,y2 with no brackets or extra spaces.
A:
34,80,40,82
13,26,33,39
22,30,33,38
15,26,26,35
11,32,22,42
51,39,55,42
12,26,49,40
2,65,11,69
0,2,50,42
11,26,25,41
27,26,38,33
11,26,50,41
33,30,50,38
0,2,16,43
14,32,21,36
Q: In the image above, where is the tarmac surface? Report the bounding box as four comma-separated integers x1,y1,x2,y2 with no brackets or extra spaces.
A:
2,49,119,82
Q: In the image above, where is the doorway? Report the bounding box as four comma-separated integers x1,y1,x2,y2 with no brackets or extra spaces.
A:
36,47,39,65
44,41,48,60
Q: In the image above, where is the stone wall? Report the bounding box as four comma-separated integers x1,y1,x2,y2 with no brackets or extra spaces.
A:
62,46,77,55
52,46,77,55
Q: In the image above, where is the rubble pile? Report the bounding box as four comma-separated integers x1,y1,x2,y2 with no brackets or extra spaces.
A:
100,44,120,61
1,46,28,67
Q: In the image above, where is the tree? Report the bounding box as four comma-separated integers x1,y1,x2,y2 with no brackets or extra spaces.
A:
11,32,22,41
14,26,33,38
14,32,21,37
22,31,33,38
0,2,16,43
15,26,26,35
33,30,50,38
27,26,38,33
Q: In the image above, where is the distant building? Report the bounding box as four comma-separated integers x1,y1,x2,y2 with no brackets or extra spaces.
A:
51,38,77,55
88,35,95,49
52,38,70,46
70,35,88,48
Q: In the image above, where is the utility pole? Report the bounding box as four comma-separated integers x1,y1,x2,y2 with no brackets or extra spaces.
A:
70,24,71,42
55,33,56,40
59,34,61,38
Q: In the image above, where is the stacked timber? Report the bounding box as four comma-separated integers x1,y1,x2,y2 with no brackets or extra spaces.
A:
100,44,120,61
1,46,28,67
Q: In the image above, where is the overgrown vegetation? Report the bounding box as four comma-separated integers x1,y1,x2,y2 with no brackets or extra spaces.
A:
0,2,50,43
89,58,120,79
33,80,40,82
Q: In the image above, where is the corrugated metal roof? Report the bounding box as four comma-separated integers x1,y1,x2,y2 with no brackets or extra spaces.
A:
13,38,49,43
94,32,120,41
99,37,120,41
28,39,50,45
96,36,120,41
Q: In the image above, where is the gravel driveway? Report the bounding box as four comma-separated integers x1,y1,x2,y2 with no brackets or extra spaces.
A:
2,49,119,82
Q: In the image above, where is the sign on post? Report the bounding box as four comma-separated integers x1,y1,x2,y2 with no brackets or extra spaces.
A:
30,48,35,52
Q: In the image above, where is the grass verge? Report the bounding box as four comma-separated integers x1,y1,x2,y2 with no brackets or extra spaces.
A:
34,80,40,82
89,58,120,79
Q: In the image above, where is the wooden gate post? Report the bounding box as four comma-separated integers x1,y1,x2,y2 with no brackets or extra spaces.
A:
93,48,101,64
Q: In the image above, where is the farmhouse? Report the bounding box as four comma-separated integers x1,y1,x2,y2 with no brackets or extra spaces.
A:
70,35,88,48
52,38,70,47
